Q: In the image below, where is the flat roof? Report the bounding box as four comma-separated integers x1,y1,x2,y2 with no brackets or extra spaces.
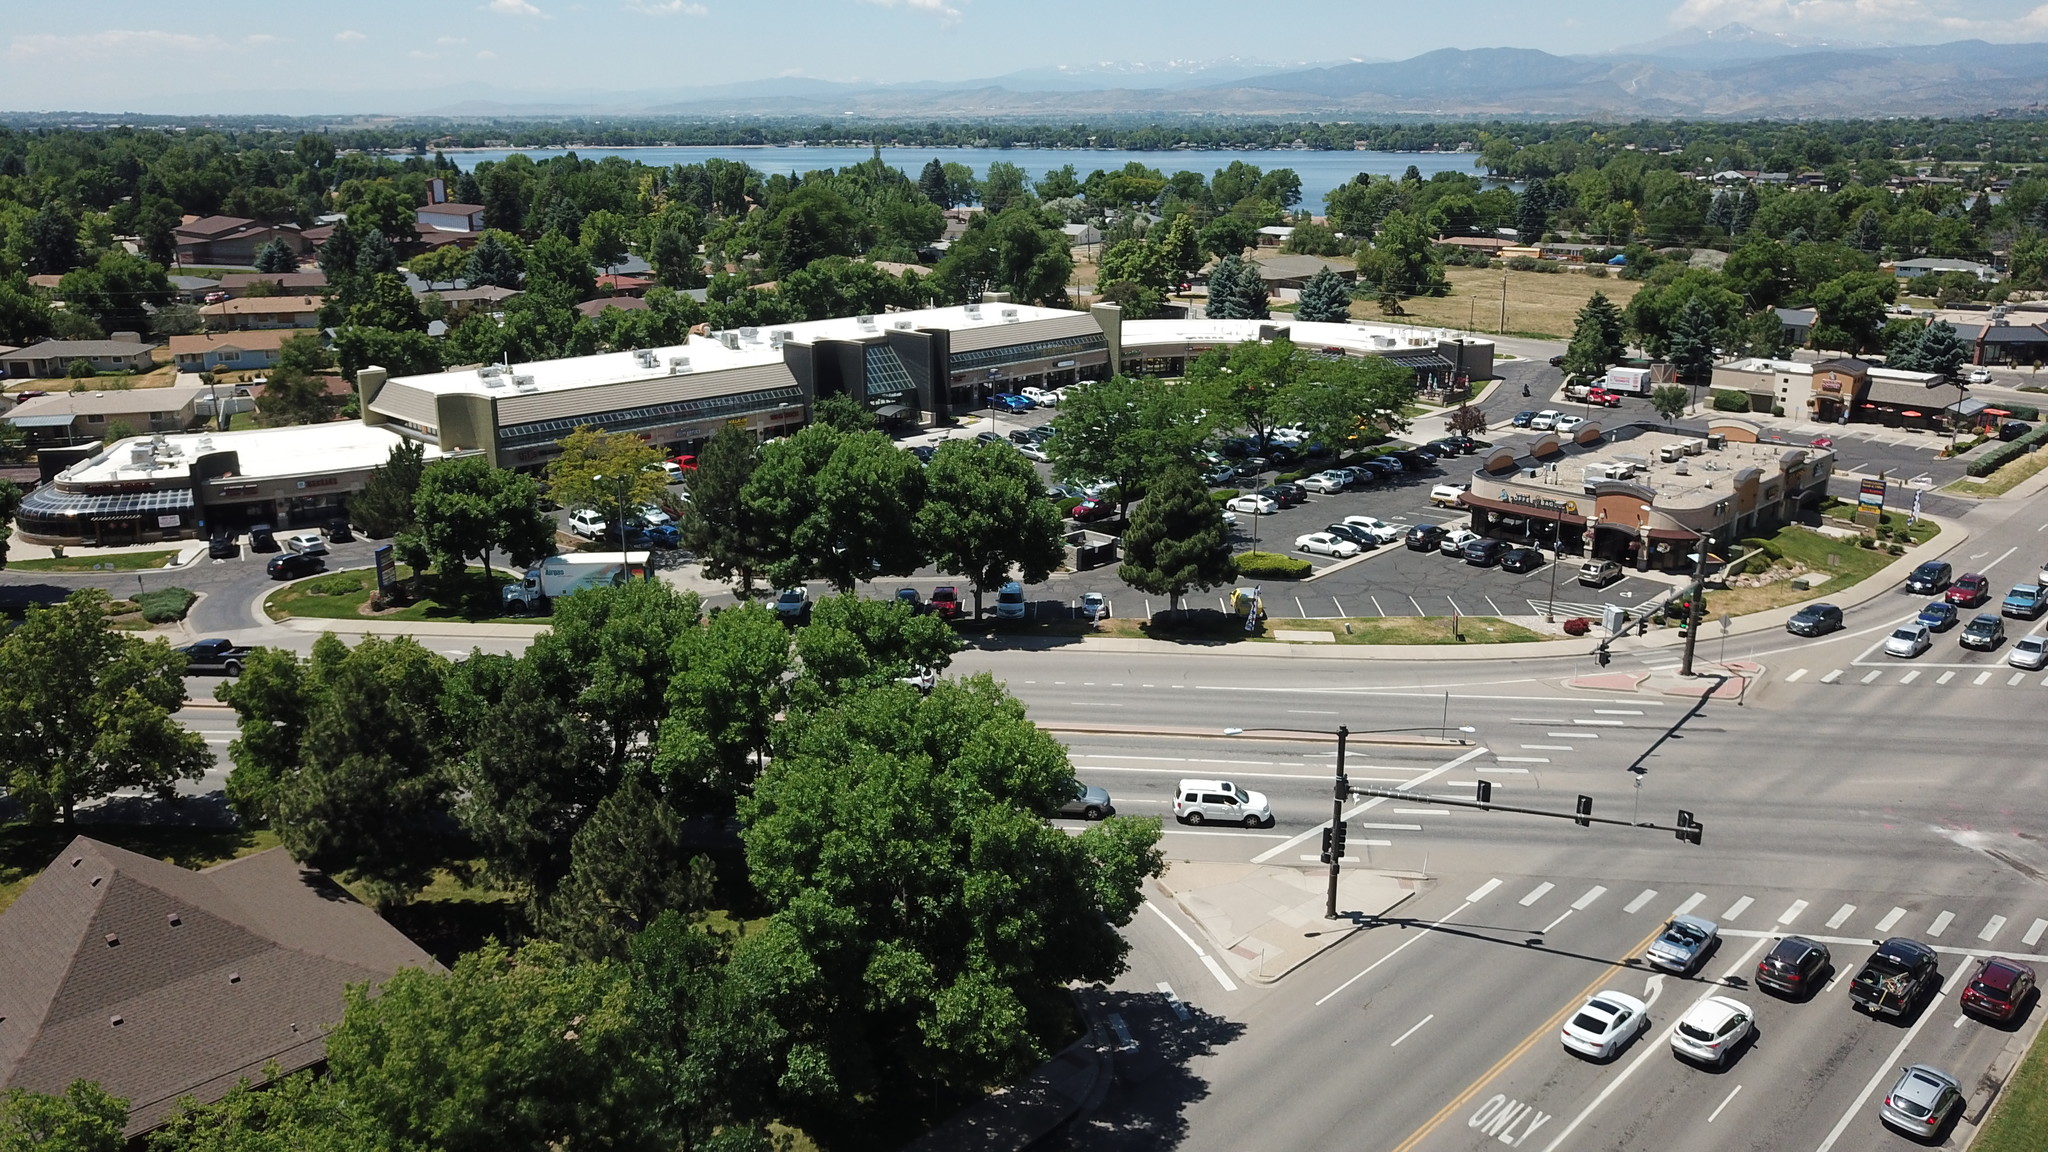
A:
1120,317,1484,353
1474,424,1825,514
387,332,785,400
63,422,442,486
782,302,1082,345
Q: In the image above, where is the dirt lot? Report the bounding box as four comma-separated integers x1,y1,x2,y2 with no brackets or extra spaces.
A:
1358,266,1645,340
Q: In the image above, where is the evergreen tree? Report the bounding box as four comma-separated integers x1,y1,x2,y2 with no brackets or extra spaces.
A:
1294,267,1353,323
1914,319,1970,378
465,229,526,289
317,217,361,281
917,157,951,207
1848,209,1884,252
1117,464,1236,616
1560,291,1626,380
1206,254,1269,320
1885,323,1927,371
352,439,428,539
1516,179,1550,244
253,237,299,273
1665,296,1720,385
681,422,765,596
356,229,400,276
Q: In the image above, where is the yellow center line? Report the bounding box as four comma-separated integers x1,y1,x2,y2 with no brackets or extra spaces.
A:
1388,921,1670,1152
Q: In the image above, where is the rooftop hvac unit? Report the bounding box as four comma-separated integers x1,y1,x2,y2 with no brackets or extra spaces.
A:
634,350,658,368
1001,308,1019,321
739,326,759,341
768,332,785,349
129,442,153,465
516,384,541,395
719,332,740,350
482,373,506,387
856,314,877,328
669,356,692,374
478,364,506,378
964,304,982,318
511,374,535,388
893,319,912,330
195,437,213,453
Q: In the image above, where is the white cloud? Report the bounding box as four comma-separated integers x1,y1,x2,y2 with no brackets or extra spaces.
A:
627,0,708,12
334,29,367,42
477,49,499,59
482,0,546,15
1666,0,2016,34
860,0,962,22
243,33,283,45
2020,2,2048,31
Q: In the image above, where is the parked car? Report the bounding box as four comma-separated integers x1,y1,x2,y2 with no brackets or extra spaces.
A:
668,454,698,471
1948,572,1991,607
659,460,688,483
247,523,278,552
1529,409,1563,430
1880,1065,1962,1137
1020,385,1060,407
1962,613,2006,649
207,531,238,560
1511,410,1539,428
1918,601,1959,631
1670,996,1754,1068
1501,547,1545,573
929,585,962,620
987,393,1034,412
635,503,675,527
1324,523,1378,550
1966,367,1994,385
265,552,323,580
1058,779,1113,820
623,523,680,550
1755,936,1831,998
1406,524,1449,551
1300,471,1349,495
1226,494,1279,516
1559,991,1649,1062
1438,528,1482,556
1786,602,1844,636
774,587,811,622
1645,914,1720,974
1960,957,2036,1023
1081,591,1108,621
1904,560,1953,594
1884,624,1932,658
2010,634,2048,669
894,587,925,614
2001,420,2034,441
2003,583,2048,618
1429,483,1468,507
1554,414,1586,434
326,518,354,543
1584,387,1622,407
1295,532,1361,558
1443,435,1483,453
1071,498,1115,522
567,508,607,538
1016,443,1050,462
1463,538,1511,567
1342,516,1405,544
1579,559,1621,587
994,580,1027,620
1259,483,1305,508
283,532,328,555
974,430,1006,446
1202,464,1240,486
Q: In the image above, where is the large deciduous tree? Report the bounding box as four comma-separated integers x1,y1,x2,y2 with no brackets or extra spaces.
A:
1045,374,1204,518
1354,209,1445,305
681,422,765,596
933,205,1073,308
411,456,556,580
916,439,1065,618
0,1080,127,1152
742,423,927,591
0,590,209,823
544,425,667,526
1116,464,1236,615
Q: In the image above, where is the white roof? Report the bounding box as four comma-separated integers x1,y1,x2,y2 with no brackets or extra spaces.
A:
781,302,1082,346
63,423,441,486
1723,357,1812,374
1120,318,1478,355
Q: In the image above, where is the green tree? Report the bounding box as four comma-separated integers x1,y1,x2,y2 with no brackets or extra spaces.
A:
644,208,706,290
1560,290,1626,380
465,229,527,289
1035,163,1082,201
58,251,173,335
146,1063,384,1151
1046,374,1204,517
253,237,298,274
1280,352,1417,450
215,645,311,828
544,425,667,526
333,325,442,381
916,439,1065,617
1808,270,1897,353
351,438,427,539
742,423,928,591
659,600,792,799
354,230,400,276
341,180,414,243
917,157,952,207
1204,253,1268,320
408,244,469,290
681,422,765,595
0,590,209,823
0,1081,127,1152
580,208,634,275
1665,296,1720,385
1649,384,1691,423
411,456,556,580
1294,266,1353,323
1117,464,1236,615
1623,268,1743,360
1914,319,1970,378
345,273,426,332
736,677,1162,1137
539,771,711,960
932,205,1073,308
1355,210,1446,304
1197,214,1259,262
0,480,22,565
758,184,859,279
316,217,362,282
0,274,54,346
524,229,596,304
23,202,81,275
787,592,961,712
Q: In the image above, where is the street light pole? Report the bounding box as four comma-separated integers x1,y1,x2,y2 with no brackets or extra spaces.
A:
1326,724,1348,920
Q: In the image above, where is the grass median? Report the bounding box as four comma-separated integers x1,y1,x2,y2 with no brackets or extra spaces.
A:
1973,1028,2048,1152
1943,449,2048,497
264,565,542,623
7,549,180,572
1700,516,1939,618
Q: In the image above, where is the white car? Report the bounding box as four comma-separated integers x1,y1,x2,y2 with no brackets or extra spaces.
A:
1342,516,1405,544
1966,368,1993,385
567,508,607,538
1021,386,1060,407
1530,409,1563,430
1081,591,1108,620
1016,443,1050,462
1429,483,1468,507
635,504,675,527
1560,991,1650,1061
1670,996,1754,1067
658,461,687,483
283,532,328,556
1438,528,1482,555
1226,494,1278,516
1294,532,1361,558
1884,624,1932,658
1555,415,1586,434
2011,634,2048,670
1300,471,1349,495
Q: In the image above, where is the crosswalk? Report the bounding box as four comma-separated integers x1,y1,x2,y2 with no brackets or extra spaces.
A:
1780,664,2048,689
1462,875,2048,960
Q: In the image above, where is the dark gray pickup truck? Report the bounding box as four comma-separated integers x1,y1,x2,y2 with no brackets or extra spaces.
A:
1849,937,1939,1017
175,638,253,676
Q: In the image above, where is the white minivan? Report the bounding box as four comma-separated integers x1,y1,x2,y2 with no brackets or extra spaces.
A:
1173,779,1273,828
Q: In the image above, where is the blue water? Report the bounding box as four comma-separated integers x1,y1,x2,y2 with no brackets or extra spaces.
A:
440,146,1492,211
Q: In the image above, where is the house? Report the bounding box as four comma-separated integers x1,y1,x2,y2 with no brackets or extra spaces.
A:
1774,307,1816,347
4,385,204,447
1060,223,1102,247
416,202,486,233
0,339,156,379
0,836,439,1138
425,285,523,316
1439,236,1513,256
593,273,654,298
198,296,324,331
218,271,329,296
1890,257,1998,282
167,275,222,303
574,296,651,320
172,216,310,266
1247,253,1356,291
1255,225,1295,249
169,329,319,373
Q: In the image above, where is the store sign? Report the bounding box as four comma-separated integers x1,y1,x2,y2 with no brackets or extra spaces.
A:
1819,380,1843,393
373,544,398,595
296,477,337,490
1858,476,1887,513
1497,490,1579,515
156,514,181,528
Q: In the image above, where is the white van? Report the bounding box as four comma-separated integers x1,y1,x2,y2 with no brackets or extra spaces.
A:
1173,779,1273,828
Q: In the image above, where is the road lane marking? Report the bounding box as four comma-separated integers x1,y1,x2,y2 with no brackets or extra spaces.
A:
1251,746,1490,864
1542,909,1574,933
1317,898,1481,1008
1827,904,1856,929
1785,668,1809,682
1155,982,1190,1021
1573,886,1608,910
2013,672,2030,686
1143,901,1236,992
1497,756,1551,763
1723,895,1754,921
1389,921,1670,1152
1391,1014,1434,1047
1778,900,1809,925
1876,907,1908,931
1592,708,1643,715
1708,1084,1743,1124
1548,732,1596,738
1860,670,1882,683
1900,670,1920,683
1937,671,1956,684
2025,918,2048,946
1928,910,1955,937
1393,807,1471,815
1354,823,1424,831
1624,889,1658,914
1160,829,1292,840
1520,882,1555,906
1673,892,1706,917
1522,744,1573,750
1811,967,1953,1152
1819,670,1843,683
1287,709,1338,715
1467,878,1503,902
1981,915,2007,941
1974,671,1995,686
1509,717,1572,723
1573,718,1626,726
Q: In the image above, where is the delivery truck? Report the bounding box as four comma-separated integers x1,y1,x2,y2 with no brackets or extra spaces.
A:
501,551,650,614
1603,366,1652,395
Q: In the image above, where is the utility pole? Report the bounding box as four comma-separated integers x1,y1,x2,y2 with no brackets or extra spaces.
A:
1499,273,1508,335
1681,531,1710,677
1325,725,1349,920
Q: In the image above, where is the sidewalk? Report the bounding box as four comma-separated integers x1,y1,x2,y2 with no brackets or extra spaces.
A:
1154,861,1426,985
6,537,211,567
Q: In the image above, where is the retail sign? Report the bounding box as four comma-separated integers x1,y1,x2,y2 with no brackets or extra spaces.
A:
1858,476,1887,513
1496,490,1579,515
156,514,181,528
373,544,398,596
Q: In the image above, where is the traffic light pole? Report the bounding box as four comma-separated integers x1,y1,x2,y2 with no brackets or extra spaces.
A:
1326,725,1349,920
1681,533,1709,677
1344,783,1703,842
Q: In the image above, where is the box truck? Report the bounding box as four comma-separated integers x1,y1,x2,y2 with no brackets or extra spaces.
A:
501,551,650,614
1603,366,1652,395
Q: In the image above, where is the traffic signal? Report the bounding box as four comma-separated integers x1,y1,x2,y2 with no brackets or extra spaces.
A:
1595,644,1611,667
1676,809,1702,845
1575,794,1593,827
1476,779,1493,806
1320,827,1334,863
1330,820,1347,859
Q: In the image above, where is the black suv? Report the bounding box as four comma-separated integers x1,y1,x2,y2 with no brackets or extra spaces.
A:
266,551,324,580
1406,524,1449,551
1786,602,1843,636
1755,936,1831,998
207,531,238,559
1904,560,1953,595
1463,538,1511,566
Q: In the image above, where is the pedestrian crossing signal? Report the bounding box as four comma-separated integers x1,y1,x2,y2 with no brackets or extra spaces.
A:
1476,779,1493,806
1575,794,1593,827
1676,809,1702,845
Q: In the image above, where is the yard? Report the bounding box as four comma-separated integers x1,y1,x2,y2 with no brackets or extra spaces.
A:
1697,514,1938,618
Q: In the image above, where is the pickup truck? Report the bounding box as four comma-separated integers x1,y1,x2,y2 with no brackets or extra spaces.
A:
1849,937,1939,1017
175,638,254,676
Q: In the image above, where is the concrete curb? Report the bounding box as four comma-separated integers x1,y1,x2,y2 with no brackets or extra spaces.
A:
1953,988,2048,1150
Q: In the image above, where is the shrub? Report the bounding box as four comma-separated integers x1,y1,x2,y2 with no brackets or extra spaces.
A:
2005,404,2040,421
303,573,364,596
1058,496,1084,518
136,587,197,623
1711,389,1752,412
1562,617,1592,636
1234,551,1313,579
1967,422,2048,475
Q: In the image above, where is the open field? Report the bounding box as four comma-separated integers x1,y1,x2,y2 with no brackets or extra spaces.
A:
1350,265,1644,340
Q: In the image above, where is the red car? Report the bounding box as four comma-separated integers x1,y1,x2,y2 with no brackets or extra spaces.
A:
1585,387,1622,407
1960,957,2036,1022
1948,573,1991,607
668,454,698,471
929,586,962,620
1071,498,1114,522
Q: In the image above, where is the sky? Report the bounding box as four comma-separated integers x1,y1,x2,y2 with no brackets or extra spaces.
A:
6,0,2048,114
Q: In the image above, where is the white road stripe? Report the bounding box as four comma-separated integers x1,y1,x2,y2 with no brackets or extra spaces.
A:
1974,671,1994,686
2024,918,2048,946
2012,673,2029,686
1724,895,1754,921
1542,908,1574,933
1708,1083,1743,1124
1624,889,1658,914
1876,906,1907,932
1390,1014,1434,1047
1144,901,1237,992
1467,878,1503,902
1354,822,1423,831
1928,910,1955,937
1785,668,1809,682
1520,881,1555,906
1900,670,1920,684
1937,671,1956,684
1574,718,1626,726
1573,885,1608,910
1778,900,1809,926
1860,670,1882,684
1315,898,1478,1008
1522,744,1573,750
1819,669,1843,684
1981,915,2007,942
1593,709,1644,715
1673,892,1706,917
1549,732,1597,738
1827,904,1856,929
1497,756,1551,763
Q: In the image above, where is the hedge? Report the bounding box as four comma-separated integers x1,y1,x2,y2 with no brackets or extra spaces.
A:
1234,551,1314,579
2004,403,2041,421
1711,389,1752,412
1967,422,2048,476
136,587,197,623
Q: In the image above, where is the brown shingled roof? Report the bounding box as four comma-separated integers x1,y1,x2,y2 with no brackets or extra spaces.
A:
0,837,439,1136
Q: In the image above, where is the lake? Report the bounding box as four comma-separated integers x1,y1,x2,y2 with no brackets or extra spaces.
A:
440,146,1496,210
